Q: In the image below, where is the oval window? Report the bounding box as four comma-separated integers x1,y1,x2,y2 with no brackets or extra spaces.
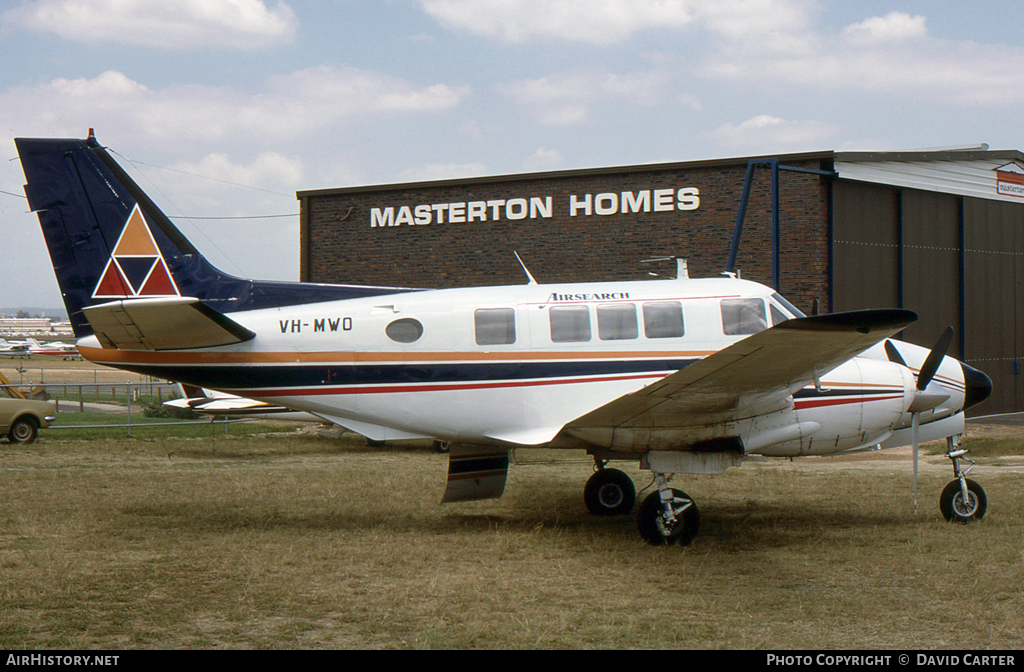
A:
386,318,423,343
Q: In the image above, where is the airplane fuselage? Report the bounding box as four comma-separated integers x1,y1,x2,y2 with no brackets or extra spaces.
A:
76,275,966,458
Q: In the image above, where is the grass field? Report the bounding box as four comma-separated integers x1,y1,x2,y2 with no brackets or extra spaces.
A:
1,431,1022,649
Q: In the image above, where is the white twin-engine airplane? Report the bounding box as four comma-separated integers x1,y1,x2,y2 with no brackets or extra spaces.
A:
16,133,993,546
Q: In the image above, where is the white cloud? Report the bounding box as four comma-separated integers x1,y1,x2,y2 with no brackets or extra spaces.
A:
700,115,838,151
3,0,298,50
459,120,485,142
416,0,696,45
694,0,818,50
422,0,1024,109
678,94,702,111
841,12,927,44
0,66,471,292
697,9,1024,106
522,148,564,172
416,0,822,47
397,163,488,182
0,68,470,145
166,153,304,193
497,69,669,125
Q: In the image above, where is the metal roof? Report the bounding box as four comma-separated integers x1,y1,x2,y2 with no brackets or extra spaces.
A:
297,147,1024,204
833,149,1024,204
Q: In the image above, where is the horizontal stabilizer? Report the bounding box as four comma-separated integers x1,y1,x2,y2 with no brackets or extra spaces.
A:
82,297,255,351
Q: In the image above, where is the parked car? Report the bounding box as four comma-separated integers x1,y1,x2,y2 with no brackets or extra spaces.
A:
0,398,57,444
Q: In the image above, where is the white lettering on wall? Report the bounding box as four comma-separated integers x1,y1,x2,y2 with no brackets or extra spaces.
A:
369,186,699,227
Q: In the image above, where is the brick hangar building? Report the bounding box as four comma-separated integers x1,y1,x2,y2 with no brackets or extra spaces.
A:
296,147,1024,415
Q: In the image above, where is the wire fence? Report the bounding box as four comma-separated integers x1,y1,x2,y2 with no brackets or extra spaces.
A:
1,380,246,436
2,380,179,408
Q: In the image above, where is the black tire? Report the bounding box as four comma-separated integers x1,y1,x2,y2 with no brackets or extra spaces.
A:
636,489,700,546
433,440,452,454
366,438,386,448
584,468,636,516
8,418,38,445
939,479,987,523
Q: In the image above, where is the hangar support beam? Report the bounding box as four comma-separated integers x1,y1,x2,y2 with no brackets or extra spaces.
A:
727,159,836,290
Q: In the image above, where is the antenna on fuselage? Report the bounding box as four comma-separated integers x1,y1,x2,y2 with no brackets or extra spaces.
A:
513,251,538,285
641,256,689,280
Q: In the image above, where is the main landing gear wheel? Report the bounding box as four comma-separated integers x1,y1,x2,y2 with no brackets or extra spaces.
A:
584,468,636,516
940,479,987,523
636,489,700,546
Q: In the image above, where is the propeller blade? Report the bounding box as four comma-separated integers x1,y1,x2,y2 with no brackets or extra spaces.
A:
884,340,907,367
917,326,954,391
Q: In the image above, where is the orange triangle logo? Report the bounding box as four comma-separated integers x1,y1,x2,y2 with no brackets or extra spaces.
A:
113,208,160,256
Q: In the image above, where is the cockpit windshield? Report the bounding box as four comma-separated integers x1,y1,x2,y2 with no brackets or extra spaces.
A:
771,293,806,319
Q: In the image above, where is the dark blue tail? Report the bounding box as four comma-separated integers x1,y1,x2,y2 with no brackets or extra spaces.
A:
16,133,412,338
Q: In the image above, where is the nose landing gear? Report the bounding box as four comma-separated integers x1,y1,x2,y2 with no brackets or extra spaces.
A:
939,436,987,523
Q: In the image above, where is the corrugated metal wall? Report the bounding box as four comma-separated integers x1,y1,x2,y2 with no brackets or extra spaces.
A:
833,180,1024,415
963,198,1024,415
832,181,899,311
901,191,961,355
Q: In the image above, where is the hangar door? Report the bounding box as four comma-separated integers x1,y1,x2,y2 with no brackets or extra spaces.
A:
963,198,1024,415
832,182,1020,415
832,182,960,351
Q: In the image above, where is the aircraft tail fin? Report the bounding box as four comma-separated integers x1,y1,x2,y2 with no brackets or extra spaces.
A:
16,133,416,339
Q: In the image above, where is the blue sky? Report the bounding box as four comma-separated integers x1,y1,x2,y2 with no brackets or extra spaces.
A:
1,0,1023,310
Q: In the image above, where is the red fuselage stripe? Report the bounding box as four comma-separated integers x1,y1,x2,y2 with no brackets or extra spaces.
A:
794,394,903,410
237,372,669,397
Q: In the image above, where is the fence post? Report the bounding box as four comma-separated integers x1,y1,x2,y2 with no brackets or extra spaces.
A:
126,382,131,437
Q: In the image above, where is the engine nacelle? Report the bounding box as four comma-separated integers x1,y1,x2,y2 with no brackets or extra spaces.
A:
751,358,914,457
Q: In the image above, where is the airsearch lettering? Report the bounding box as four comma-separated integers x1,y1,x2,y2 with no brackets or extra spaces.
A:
370,188,700,228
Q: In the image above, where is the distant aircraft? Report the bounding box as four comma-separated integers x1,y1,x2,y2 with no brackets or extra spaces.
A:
164,383,324,423
0,339,30,355
25,338,79,359
16,133,993,545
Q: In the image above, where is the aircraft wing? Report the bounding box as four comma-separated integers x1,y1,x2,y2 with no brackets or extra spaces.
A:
82,297,255,351
562,309,916,450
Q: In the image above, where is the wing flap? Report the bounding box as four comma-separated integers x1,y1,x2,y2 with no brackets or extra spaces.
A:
82,297,255,351
564,309,916,447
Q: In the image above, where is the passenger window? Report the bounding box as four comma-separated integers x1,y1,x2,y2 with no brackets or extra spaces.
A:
475,308,516,345
642,301,685,339
597,303,638,341
721,298,768,335
770,303,789,326
550,305,591,342
386,318,423,343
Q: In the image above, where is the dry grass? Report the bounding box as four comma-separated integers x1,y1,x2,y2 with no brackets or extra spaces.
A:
1,431,1022,650
2,358,156,386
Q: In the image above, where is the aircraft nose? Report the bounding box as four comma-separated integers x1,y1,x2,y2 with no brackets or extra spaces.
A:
961,362,993,410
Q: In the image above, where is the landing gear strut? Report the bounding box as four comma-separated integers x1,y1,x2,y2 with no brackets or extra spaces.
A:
939,435,986,523
636,473,700,546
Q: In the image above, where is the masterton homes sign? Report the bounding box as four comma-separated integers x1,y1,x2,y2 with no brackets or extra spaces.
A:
995,163,1024,199
369,187,701,228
